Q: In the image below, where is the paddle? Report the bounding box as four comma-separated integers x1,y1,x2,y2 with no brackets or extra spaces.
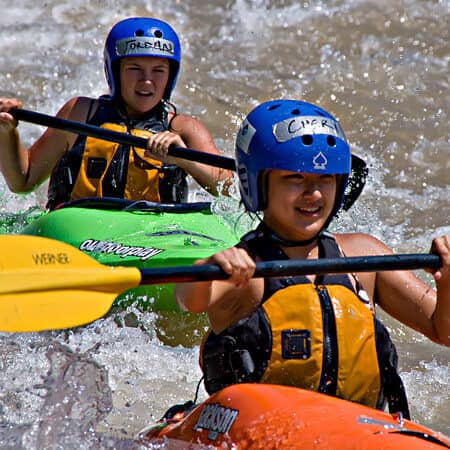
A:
0,235,441,333
10,108,237,171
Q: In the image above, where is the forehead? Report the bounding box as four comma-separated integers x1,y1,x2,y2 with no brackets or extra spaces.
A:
268,169,336,179
120,56,169,67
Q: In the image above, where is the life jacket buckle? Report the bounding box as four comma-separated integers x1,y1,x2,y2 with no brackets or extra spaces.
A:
282,329,311,360
230,349,255,380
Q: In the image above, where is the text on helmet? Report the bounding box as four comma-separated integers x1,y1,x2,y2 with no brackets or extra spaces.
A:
115,36,175,58
273,116,346,143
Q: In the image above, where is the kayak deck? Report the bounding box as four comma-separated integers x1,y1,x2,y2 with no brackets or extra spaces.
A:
139,383,450,449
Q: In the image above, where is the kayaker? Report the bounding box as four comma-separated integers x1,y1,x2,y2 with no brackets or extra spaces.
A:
174,99,450,419
0,17,233,209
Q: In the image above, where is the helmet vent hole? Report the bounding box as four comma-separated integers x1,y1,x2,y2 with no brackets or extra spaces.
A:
302,135,313,146
268,104,281,111
291,108,300,115
135,29,145,37
153,29,163,38
327,136,336,147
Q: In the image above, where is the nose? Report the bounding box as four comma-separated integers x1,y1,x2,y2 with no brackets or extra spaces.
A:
139,69,154,83
302,181,322,200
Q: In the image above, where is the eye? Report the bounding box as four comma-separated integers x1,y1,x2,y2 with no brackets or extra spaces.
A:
284,173,305,182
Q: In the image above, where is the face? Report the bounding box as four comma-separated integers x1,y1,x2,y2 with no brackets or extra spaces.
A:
263,170,337,241
119,56,170,118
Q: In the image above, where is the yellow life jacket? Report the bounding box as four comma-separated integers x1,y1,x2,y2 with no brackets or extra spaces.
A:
260,283,380,407
70,123,163,201
200,229,410,417
47,98,188,210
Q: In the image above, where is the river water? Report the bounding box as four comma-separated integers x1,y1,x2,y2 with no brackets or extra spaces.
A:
0,0,449,448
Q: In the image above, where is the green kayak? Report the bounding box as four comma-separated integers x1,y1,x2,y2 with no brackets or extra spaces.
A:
20,197,240,311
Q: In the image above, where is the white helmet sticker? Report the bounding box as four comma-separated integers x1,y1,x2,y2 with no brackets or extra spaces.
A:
115,36,174,57
313,152,328,170
236,119,256,154
272,116,346,143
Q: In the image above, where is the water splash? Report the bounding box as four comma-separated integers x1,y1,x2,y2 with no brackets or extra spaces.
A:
0,339,111,448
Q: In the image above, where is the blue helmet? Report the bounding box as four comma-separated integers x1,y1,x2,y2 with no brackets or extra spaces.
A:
104,17,181,99
236,99,352,215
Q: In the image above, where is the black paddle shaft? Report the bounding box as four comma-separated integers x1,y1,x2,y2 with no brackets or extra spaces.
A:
139,253,442,284
11,108,237,171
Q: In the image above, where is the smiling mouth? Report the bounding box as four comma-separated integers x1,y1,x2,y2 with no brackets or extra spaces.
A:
298,206,321,215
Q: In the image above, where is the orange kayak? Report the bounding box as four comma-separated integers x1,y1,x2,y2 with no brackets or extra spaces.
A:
139,383,449,449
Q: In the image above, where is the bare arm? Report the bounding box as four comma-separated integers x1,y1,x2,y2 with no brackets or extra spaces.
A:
337,232,450,346
174,247,262,333
144,114,234,196
429,236,450,345
0,96,92,193
0,97,31,191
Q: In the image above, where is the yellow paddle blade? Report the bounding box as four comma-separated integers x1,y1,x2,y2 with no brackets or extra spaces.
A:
0,235,142,332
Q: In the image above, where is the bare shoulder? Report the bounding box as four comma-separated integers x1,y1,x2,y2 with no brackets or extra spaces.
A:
170,112,218,151
170,112,207,132
334,232,394,257
46,96,97,150
56,96,97,122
